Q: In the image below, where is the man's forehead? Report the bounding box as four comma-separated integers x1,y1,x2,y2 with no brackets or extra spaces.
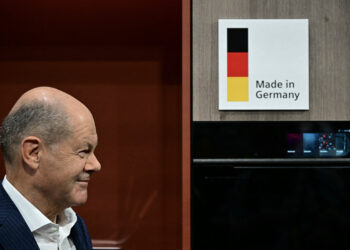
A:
77,135,98,147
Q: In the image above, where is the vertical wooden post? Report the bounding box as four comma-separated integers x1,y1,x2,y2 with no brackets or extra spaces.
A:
182,0,191,249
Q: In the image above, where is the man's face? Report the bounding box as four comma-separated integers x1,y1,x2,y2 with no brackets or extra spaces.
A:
37,114,101,209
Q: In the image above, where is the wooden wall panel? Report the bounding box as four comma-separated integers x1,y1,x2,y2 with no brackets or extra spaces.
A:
0,58,181,250
193,0,350,121
0,1,181,249
182,0,191,249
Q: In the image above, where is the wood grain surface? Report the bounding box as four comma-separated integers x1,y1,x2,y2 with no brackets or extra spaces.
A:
182,0,191,249
192,0,350,121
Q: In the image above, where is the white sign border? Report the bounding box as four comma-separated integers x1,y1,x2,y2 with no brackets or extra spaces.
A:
218,19,309,110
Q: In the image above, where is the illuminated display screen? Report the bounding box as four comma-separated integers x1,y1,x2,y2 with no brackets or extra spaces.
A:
193,122,350,159
287,133,350,157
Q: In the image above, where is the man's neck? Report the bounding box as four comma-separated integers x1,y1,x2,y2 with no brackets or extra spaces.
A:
6,174,61,223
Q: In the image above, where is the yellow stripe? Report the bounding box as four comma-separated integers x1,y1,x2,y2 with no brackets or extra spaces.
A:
227,77,249,102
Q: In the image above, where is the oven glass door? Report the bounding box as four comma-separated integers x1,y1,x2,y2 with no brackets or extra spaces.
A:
192,164,350,250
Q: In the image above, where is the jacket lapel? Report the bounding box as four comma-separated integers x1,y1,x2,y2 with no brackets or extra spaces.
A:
0,211,39,249
0,183,39,249
70,224,86,250
69,216,92,250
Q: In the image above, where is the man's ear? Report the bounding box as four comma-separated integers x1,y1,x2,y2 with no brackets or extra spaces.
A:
21,136,42,170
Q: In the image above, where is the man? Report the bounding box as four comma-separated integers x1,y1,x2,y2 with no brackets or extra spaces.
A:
0,87,101,250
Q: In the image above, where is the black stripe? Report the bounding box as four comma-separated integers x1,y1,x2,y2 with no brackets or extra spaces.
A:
227,28,248,52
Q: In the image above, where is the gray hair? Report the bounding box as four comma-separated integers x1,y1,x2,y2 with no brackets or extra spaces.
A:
0,101,72,164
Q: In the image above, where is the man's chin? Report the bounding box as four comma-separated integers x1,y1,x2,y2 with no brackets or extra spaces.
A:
71,200,88,207
70,192,88,207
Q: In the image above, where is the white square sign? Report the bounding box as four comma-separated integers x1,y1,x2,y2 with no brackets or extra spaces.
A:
218,19,309,110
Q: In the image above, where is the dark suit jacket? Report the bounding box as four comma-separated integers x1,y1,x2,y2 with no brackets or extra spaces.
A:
0,181,93,250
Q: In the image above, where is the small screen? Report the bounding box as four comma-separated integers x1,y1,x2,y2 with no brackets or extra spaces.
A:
193,122,350,159
287,132,350,157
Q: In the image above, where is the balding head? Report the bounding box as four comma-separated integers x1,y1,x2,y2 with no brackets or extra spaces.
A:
0,87,91,165
0,87,100,219
10,87,91,114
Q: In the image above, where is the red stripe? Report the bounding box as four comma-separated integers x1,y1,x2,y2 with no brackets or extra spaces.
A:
227,52,248,77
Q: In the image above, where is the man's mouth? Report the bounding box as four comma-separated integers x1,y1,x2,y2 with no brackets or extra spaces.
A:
77,174,91,182
77,179,89,182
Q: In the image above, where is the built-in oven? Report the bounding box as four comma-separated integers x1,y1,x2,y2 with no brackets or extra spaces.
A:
192,122,350,250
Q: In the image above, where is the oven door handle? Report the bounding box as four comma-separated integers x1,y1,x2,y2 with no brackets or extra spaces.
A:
193,158,350,167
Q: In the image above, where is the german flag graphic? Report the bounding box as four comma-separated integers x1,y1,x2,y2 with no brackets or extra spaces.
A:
227,28,248,102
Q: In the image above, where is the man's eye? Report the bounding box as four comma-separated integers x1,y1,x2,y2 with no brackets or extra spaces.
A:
78,150,89,157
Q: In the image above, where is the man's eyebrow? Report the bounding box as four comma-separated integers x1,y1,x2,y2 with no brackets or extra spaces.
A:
84,141,98,150
79,137,98,149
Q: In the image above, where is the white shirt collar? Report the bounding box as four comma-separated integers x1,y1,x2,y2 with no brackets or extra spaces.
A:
2,175,77,233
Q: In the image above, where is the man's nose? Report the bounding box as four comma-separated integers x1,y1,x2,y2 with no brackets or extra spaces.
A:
85,153,101,172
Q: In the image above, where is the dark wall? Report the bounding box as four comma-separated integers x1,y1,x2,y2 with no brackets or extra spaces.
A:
0,1,181,249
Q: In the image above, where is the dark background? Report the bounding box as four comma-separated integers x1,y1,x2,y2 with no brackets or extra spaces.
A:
0,0,181,249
